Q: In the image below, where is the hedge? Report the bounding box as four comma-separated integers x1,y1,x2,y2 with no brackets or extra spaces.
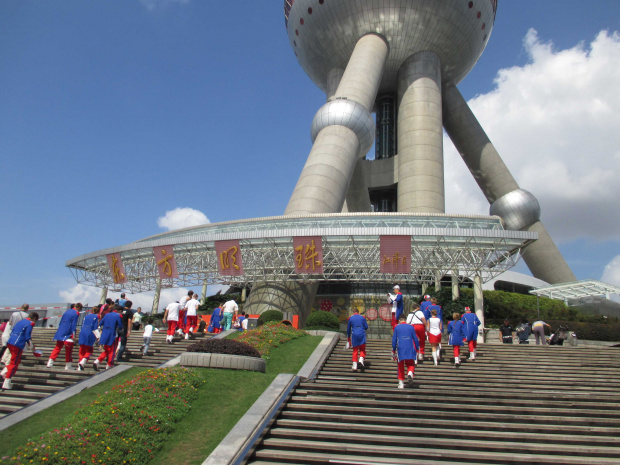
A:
257,310,284,326
305,311,340,331
185,338,261,358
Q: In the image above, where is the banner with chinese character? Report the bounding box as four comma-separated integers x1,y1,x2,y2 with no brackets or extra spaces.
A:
380,235,411,274
215,240,244,276
293,236,324,274
153,245,179,279
106,253,127,284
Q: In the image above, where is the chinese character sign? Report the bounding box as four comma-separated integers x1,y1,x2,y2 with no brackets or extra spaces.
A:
106,253,127,284
215,240,244,276
153,246,179,279
293,236,324,274
380,236,411,273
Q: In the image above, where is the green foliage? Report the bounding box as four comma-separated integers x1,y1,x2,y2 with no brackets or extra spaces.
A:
236,322,307,356
304,310,341,330
257,310,284,326
0,367,202,465
186,338,261,358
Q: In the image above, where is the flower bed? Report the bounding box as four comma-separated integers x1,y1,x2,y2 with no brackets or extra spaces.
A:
0,367,202,465
236,322,307,356
185,338,260,358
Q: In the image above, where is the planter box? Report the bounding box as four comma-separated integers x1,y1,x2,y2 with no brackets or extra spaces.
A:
180,352,265,373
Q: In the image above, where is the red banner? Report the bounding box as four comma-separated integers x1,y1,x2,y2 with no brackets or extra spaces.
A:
153,246,179,279
380,235,411,274
293,236,324,274
215,240,244,276
106,253,127,284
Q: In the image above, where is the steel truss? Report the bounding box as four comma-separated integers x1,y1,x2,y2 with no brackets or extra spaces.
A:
67,213,536,293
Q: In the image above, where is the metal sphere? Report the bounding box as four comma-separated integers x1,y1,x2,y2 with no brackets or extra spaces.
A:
284,0,497,93
310,98,375,156
490,189,541,231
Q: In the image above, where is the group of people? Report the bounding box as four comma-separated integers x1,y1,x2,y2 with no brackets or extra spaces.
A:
205,299,247,334
499,318,552,345
348,286,482,389
162,291,203,343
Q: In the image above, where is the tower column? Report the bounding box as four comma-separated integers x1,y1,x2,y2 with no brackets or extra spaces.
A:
474,274,485,343
397,51,444,213
442,83,576,284
152,278,162,314
451,269,460,301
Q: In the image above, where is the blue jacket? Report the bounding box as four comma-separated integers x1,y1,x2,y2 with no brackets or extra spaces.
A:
99,312,123,346
392,322,420,361
428,304,443,322
8,319,34,350
53,309,79,341
390,292,404,321
447,320,466,346
461,312,481,341
420,300,432,320
211,308,222,329
79,313,100,346
347,314,368,347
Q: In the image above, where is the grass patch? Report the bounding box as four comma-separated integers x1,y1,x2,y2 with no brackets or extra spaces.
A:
147,334,322,465
0,367,147,459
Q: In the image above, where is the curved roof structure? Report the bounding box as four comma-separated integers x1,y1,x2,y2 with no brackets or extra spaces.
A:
66,213,536,293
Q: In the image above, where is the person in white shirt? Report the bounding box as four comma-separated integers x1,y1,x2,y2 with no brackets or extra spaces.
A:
177,291,194,335
141,318,160,355
406,304,427,361
221,299,238,331
183,294,200,339
163,301,181,344
426,309,443,366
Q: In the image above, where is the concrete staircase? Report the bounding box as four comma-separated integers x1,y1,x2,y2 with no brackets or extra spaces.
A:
249,339,620,464
0,328,209,418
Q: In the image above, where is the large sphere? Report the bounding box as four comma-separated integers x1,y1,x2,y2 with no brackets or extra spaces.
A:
284,0,497,93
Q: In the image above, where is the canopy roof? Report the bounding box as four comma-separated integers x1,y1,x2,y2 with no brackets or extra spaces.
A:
530,279,620,301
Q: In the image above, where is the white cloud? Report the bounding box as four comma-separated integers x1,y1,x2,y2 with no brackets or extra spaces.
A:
602,255,620,287
445,29,620,242
139,0,189,11
157,207,210,231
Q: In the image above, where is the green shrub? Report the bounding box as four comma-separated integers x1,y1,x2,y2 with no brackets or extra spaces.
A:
305,311,340,330
186,338,260,358
0,367,202,465
236,322,307,356
257,310,283,326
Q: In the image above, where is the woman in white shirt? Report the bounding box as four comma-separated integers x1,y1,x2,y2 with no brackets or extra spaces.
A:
426,309,443,366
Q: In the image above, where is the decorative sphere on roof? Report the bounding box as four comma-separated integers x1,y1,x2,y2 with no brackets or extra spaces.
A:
284,0,497,93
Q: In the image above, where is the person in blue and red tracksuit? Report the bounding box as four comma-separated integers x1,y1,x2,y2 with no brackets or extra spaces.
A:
447,312,466,367
347,308,368,371
392,314,420,389
47,303,81,370
1,312,39,390
420,294,432,320
93,305,123,370
461,306,481,360
388,284,403,330
77,305,100,371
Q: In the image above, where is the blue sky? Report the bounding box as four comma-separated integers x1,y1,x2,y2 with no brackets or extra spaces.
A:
1,0,619,308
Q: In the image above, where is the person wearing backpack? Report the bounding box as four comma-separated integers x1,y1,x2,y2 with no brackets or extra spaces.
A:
516,320,532,344
406,304,426,362
347,308,368,371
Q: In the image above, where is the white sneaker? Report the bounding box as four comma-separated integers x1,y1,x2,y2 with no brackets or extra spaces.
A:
352,362,357,371
433,353,438,366
65,363,72,371
1,367,7,378
358,357,364,366
105,364,112,370
93,360,100,371
185,333,189,340
46,359,54,368
407,371,414,386
398,380,404,389
2,378,12,390
418,353,424,361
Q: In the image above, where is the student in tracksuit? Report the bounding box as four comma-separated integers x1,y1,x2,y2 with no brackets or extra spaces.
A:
347,308,368,371
77,306,100,371
388,285,403,330
447,312,466,367
461,307,481,360
392,314,420,389
420,295,432,320
93,307,123,370
428,298,444,356
406,304,426,361
1,313,39,390
47,303,81,370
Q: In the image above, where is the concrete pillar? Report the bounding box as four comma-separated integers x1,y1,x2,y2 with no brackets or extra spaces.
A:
522,222,577,284
451,269,460,301
286,34,388,215
326,68,344,101
246,34,389,320
98,286,108,305
201,281,208,305
435,271,442,291
241,287,247,303
442,82,576,284
474,275,484,343
342,159,372,212
422,283,428,295
152,278,162,314
397,51,444,213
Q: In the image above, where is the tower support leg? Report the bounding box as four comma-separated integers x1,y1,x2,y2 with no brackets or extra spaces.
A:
474,275,485,344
